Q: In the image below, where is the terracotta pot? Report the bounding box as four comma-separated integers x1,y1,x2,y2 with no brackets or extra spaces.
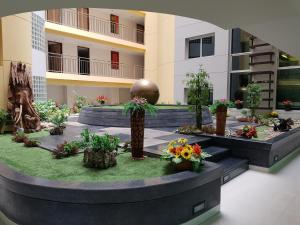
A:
130,110,145,159
83,149,117,169
174,160,193,171
216,105,227,136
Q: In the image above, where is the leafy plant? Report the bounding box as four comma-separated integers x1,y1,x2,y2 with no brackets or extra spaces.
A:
73,95,88,113
0,109,9,124
236,125,258,139
53,141,80,159
176,101,182,105
81,128,91,143
90,133,120,152
246,83,262,117
209,99,234,114
12,130,27,143
23,138,40,147
34,100,57,121
185,67,212,129
123,97,157,116
49,109,68,128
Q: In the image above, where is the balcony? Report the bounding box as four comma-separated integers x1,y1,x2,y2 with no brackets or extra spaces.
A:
47,53,144,80
46,9,144,44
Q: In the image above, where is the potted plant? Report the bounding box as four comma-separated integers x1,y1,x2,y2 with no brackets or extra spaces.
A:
123,97,157,160
96,95,108,105
53,141,80,159
12,130,27,143
212,99,232,136
0,109,9,134
282,100,293,111
23,138,40,147
235,125,258,139
161,138,210,171
49,109,68,135
83,134,120,169
235,100,243,109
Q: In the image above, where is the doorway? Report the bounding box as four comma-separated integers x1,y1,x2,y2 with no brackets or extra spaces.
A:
48,41,63,72
77,8,89,31
78,46,90,75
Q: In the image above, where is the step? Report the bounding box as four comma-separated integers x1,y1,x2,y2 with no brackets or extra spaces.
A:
250,43,270,49
249,61,275,66
249,51,274,57
204,146,230,162
218,157,249,184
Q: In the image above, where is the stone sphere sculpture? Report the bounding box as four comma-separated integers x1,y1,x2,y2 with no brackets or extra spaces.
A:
130,79,160,105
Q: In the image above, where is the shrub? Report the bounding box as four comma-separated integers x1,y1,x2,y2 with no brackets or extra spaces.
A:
185,67,212,129
246,83,262,117
123,97,157,115
0,109,9,124
73,95,88,113
53,141,80,159
49,109,68,128
90,133,120,152
34,100,57,121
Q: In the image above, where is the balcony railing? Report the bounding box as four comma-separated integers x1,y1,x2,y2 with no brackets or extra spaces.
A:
47,53,144,79
46,9,145,44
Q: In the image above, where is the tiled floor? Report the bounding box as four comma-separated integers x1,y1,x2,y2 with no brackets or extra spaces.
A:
202,150,300,225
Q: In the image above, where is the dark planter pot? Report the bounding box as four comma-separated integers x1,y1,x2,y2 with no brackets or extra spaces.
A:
284,105,292,111
130,110,145,159
173,160,193,171
235,104,243,109
216,106,227,136
83,149,117,169
49,127,64,135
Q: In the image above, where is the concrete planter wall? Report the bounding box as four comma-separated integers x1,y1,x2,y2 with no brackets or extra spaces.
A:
0,161,222,225
79,107,196,128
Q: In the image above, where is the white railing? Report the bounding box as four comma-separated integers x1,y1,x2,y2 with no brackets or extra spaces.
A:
46,9,145,44
47,53,144,79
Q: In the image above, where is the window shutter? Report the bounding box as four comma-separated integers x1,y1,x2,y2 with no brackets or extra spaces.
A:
110,14,119,34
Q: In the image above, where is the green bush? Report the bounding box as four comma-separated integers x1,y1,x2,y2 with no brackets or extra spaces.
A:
49,109,68,128
246,83,262,117
0,109,9,124
34,100,57,121
90,133,120,152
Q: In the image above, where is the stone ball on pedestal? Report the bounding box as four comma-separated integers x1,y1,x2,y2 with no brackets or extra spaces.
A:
130,79,160,105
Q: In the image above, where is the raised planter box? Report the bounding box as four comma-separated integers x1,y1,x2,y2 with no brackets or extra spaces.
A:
198,127,300,168
0,161,222,225
79,106,197,128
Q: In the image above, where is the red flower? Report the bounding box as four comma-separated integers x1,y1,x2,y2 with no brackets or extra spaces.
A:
193,144,202,155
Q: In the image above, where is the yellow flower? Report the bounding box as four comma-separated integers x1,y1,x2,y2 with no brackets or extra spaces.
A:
181,147,192,160
178,138,188,144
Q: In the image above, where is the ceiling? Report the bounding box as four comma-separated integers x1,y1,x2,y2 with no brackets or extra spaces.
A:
2,0,300,57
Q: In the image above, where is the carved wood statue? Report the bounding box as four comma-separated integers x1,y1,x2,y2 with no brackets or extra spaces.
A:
7,62,41,132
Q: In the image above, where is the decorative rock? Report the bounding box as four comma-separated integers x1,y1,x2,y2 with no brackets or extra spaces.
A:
83,149,117,169
130,79,160,104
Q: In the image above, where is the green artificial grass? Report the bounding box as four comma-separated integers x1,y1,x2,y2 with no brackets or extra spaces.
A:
97,105,189,110
0,132,171,183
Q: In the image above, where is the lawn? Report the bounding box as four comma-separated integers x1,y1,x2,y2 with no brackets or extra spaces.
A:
0,132,171,183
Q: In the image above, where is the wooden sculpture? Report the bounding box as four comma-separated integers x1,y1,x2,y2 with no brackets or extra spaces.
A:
7,62,41,132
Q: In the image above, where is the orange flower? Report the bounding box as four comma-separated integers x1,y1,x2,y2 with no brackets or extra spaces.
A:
168,147,176,155
193,144,202,155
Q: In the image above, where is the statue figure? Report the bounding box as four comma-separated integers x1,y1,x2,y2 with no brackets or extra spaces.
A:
7,62,41,132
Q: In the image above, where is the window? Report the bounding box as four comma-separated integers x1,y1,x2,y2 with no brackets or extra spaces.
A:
32,13,45,52
232,55,250,71
277,68,300,109
187,35,214,59
110,14,119,34
136,24,144,44
188,39,200,58
230,73,250,102
279,51,299,67
202,36,215,56
231,28,251,54
111,51,119,70
48,41,63,72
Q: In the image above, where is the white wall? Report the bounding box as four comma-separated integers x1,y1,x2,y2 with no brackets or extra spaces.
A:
174,16,230,103
47,85,131,106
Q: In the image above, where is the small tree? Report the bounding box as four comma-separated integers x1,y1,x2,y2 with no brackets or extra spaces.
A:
246,83,262,117
186,67,211,130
